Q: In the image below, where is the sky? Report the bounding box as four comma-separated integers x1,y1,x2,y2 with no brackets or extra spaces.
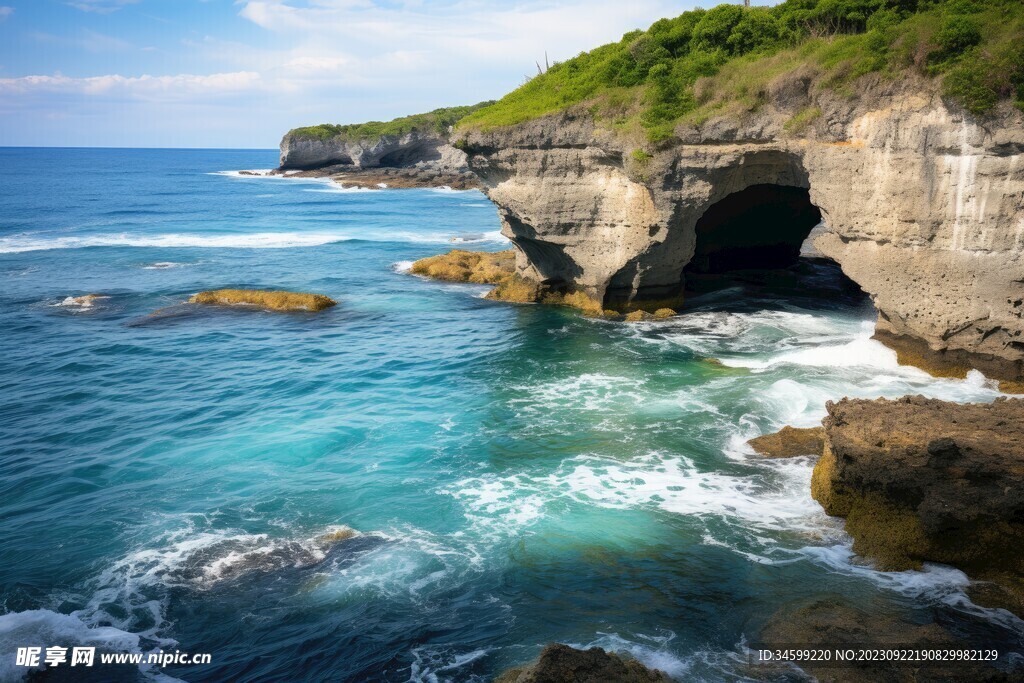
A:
0,0,740,149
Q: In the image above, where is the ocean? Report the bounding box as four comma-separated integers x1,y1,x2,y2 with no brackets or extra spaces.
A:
0,147,1020,682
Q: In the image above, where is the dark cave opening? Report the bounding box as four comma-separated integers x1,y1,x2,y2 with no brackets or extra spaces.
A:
680,183,868,311
684,184,823,277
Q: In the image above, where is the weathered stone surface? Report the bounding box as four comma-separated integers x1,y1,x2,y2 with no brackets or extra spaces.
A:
748,425,825,458
811,396,1024,612
460,76,1024,379
494,644,672,683
279,129,469,173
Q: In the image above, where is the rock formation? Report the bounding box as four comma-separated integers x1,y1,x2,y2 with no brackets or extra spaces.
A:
748,425,825,458
279,129,465,171
458,76,1024,381
811,396,1024,613
495,644,672,683
188,289,336,312
758,598,1009,683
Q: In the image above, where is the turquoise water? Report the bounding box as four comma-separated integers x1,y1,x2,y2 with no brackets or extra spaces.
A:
0,148,1021,682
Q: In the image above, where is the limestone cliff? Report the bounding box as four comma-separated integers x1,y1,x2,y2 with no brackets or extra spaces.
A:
279,129,469,173
458,76,1024,381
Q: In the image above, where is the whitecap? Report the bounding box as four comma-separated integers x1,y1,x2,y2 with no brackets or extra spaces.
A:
392,260,414,273
141,262,186,270
0,610,140,682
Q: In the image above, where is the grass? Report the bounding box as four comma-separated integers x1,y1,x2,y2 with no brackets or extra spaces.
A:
287,102,494,142
189,289,337,312
455,0,1024,141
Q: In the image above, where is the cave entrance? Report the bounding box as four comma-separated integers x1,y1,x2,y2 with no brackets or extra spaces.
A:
679,182,867,309
684,184,822,277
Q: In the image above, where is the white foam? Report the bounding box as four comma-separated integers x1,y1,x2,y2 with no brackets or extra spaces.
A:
0,229,510,253
0,232,352,253
567,632,695,680
721,330,901,371
210,169,275,178
409,646,490,683
0,610,140,681
141,262,187,270
392,260,414,273
446,452,830,548
53,294,109,309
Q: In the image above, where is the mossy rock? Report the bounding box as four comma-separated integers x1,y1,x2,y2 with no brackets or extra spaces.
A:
189,289,336,312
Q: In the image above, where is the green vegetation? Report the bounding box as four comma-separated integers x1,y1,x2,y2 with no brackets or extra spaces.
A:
457,0,1024,140
288,101,495,141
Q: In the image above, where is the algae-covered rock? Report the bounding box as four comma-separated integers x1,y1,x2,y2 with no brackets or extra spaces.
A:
411,248,610,315
495,643,672,683
411,249,515,284
811,396,1024,614
748,426,824,458
189,289,336,312
1000,380,1024,395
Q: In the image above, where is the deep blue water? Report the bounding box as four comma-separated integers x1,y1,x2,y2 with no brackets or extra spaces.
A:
0,148,1021,682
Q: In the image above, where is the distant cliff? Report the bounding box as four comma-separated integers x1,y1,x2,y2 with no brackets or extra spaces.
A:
278,103,491,171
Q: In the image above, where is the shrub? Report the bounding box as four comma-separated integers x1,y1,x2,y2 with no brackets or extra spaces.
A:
931,14,982,63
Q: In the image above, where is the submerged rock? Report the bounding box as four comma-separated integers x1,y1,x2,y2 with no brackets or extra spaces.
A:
748,426,825,458
188,289,336,312
495,644,672,683
758,598,1007,682
811,396,1024,613
58,293,108,308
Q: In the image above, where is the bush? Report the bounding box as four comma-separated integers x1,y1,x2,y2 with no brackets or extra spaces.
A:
692,5,745,53
454,0,1023,136
932,14,982,62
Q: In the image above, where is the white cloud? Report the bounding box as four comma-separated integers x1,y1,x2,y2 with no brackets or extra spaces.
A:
67,0,139,13
0,6,13,20
0,71,263,100
1,0,700,146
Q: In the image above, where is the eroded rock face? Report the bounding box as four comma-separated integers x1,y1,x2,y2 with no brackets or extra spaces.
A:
461,77,1024,379
279,129,469,173
494,644,672,683
811,396,1024,613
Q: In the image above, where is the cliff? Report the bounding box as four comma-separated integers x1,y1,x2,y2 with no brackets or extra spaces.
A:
458,78,1024,380
278,103,491,171
278,1,1024,381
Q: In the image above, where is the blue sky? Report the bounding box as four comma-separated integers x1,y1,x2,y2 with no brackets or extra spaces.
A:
0,1,744,148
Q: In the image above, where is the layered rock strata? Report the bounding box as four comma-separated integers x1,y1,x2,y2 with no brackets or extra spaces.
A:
279,129,469,173
458,77,1024,380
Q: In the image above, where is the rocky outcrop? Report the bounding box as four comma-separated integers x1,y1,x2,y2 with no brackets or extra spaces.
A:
757,598,1009,682
459,75,1024,380
279,129,469,173
811,396,1024,613
748,426,825,458
188,289,336,312
495,644,672,683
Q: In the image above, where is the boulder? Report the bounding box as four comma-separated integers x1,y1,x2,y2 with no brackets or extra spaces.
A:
495,644,672,683
748,426,825,458
811,396,1024,613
